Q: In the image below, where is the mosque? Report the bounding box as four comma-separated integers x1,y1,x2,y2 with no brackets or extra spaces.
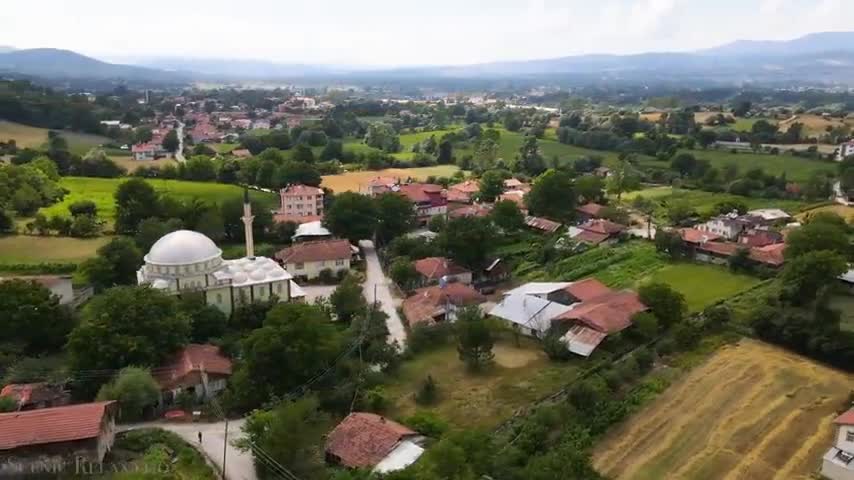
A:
137,191,303,314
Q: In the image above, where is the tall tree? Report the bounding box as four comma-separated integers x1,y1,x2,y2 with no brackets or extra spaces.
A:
490,199,524,232
161,130,180,153
374,192,416,244
517,135,546,175
96,367,159,422
456,307,494,371
638,282,686,328
81,236,143,291
526,169,576,222
323,192,378,242
330,275,366,323
440,216,493,270
0,279,73,354
478,170,505,202
115,178,161,235
780,250,847,305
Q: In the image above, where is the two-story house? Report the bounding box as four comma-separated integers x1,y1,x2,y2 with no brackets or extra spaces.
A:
277,184,325,223
822,408,854,480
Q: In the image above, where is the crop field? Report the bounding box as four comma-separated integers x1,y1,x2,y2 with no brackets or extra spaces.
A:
796,204,854,222
594,339,853,480
623,187,810,215
320,165,460,192
38,177,278,224
0,120,111,154
644,264,760,312
779,114,854,136
0,235,112,265
110,156,176,172
384,337,581,429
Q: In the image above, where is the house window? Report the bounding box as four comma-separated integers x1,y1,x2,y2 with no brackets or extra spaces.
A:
335,259,344,266
847,430,854,442
295,263,304,270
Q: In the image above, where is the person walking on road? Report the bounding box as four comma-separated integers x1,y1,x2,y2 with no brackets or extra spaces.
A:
198,431,203,444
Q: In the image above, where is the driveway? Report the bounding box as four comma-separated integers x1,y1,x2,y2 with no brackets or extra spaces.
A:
359,240,407,349
300,285,336,304
122,419,255,480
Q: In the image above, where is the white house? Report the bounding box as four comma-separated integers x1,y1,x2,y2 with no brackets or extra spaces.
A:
153,344,232,405
489,293,573,337
696,213,753,241
822,408,854,480
837,141,854,162
275,239,354,281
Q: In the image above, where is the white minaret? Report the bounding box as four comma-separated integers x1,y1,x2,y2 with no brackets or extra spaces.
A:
241,189,255,258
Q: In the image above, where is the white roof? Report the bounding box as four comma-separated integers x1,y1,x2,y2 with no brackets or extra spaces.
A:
289,280,306,298
293,221,331,239
145,230,222,265
747,209,791,221
212,256,292,287
489,294,573,334
841,269,854,284
561,324,607,357
373,440,425,474
566,226,584,239
503,282,570,297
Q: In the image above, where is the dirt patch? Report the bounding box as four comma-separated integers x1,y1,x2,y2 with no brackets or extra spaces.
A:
492,344,543,368
593,339,853,480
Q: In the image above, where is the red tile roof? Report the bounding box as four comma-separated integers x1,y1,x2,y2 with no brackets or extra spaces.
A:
557,289,646,333
445,189,473,204
525,215,562,233
402,283,485,327
499,191,526,208
281,184,324,196
398,184,445,206
739,230,783,248
275,239,353,264
679,228,722,244
414,257,470,281
0,401,115,450
835,409,854,426
576,202,606,218
697,241,741,257
749,243,785,267
564,278,612,302
153,344,232,391
503,178,525,189
367,177,398,188
131,142,157,153
0,383,65,409
231,149,252,158
449,180,480,194
448,204,492,218
579,219,626,235
325,412,416,469
574,230,611,245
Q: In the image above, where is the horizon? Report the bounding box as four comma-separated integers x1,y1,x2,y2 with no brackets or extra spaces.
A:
2,0,853,67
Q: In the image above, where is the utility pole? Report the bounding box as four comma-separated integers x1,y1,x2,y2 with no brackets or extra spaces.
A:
222,419,229,480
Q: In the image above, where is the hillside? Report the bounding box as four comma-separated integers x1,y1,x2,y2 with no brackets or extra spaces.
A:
0,48,186,83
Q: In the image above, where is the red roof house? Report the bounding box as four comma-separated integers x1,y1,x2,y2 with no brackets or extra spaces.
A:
563,278,612,303
525,215,562,233
578,219,626,236
275,239,354,279
153,345,232,401
0,383,70,411
575,202,606,220
448,203,492,219
0,401,117,465
402,283,486,327
325,413,422,470
835,409,854,426
413,257,472,285
447,180,480,204
679,228,722,245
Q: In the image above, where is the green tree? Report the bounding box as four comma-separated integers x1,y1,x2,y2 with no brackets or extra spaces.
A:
11,184,41,216
323,192,377,242
68,287,190,384
240,397,330,479
0,396,16,412
0,279,73,353
291,143,315,163
478,170,504,202
474,138,499,171
517,135,546,175
330,275,366,323
780,250,847,305
81,236,143,291
221,197,272,243
194,209,225,242
320,139,343,161
631,311,659,340
456,306,494,371
785,215,850,260
440,216,493,270
575,175,604,203
161,130,180,153
115,178,161,235
134,217,183,252
374,192,416,243
96,367,159,421
606,160,640,201
389,257,419,290
68,200,97,217
69,214,100,237
364,123,401,153
638,282,686,328
179,294,228,342
490,199,524,232
526,169,575,222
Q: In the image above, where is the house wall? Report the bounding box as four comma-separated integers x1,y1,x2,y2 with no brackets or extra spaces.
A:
695,252,729,266
837,425,854,453
822,457,854,480
48,279,74,306
280,191,323,216
286,258,350,280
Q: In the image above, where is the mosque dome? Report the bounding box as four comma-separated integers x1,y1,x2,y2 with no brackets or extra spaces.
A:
144,230,223,265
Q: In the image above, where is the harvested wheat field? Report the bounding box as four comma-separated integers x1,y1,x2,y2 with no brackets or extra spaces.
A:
593,339,853,480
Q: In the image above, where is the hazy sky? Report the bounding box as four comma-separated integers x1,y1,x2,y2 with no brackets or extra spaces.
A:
2,0,852,66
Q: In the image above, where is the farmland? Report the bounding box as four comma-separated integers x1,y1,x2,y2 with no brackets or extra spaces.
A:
38,177,278,224
594,339,853,480
622,186,810,215
320,165,460,192
110,155,176,172
0,235,111,265
779,113,854,136
384,337,580,430
0,120,111,155
796,204,854,222
644,264,760,312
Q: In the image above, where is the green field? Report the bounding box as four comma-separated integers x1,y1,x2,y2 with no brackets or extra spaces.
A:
622,186,810,216
38,177,278,224
0,120,112,155
644,264,761,312
637,148,835,182
0,235,112,265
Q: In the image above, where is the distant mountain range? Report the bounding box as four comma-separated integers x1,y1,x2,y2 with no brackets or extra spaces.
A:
2,31,854,87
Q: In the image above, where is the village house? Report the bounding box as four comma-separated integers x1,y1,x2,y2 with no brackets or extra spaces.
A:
397,183,448,223
231,148,252,159
696,212,767,241
0,401,118,474
275,184,324,224
291,220,333,242
568,219,627,246
837,140,854,162
448,203,492,219
821,408,854,480
362,176,399,197
525,215,563,234
153,344,232,406
575,202,607,222
402,283,486,327
447,180,480,204
325,412,425,474
682,228,786,269
0,383,71,411
275,239,354,280
131,142,158,161
499,190,527,211
413,257,472,286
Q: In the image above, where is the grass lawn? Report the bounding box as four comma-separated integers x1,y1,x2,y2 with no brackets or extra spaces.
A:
622,186,810,215
0,120,111,155
38,177,278,224
643,263,761,312
593,339,853,480
636,148,836,183
216,143,239,153
384,336,581,430
321,166,460,192
0,235,112,265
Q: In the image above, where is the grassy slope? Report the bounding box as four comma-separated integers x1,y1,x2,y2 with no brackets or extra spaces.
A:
0,235,112,264
644,264,760,312
622,186,810,215
0,120,111,155
39,177,278,222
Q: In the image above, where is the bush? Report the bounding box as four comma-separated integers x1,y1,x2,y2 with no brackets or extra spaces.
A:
360,386,389,413
542,327,573,361
96,367,160,422
656,338,676,355
600,368,622,391
617,356,640,383
0,395,17,412
318,268,336,284
407,323,455,355
406,411,449,438
633,347,655,373
415,375,439,405
673,323,701,350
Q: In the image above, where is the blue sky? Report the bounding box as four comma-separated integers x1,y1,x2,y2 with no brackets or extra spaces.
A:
2,0,852,65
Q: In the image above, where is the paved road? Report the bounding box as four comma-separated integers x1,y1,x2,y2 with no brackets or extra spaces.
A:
122,419,256,480
300,285,336,304
359,240,406,349
174,122,186,163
